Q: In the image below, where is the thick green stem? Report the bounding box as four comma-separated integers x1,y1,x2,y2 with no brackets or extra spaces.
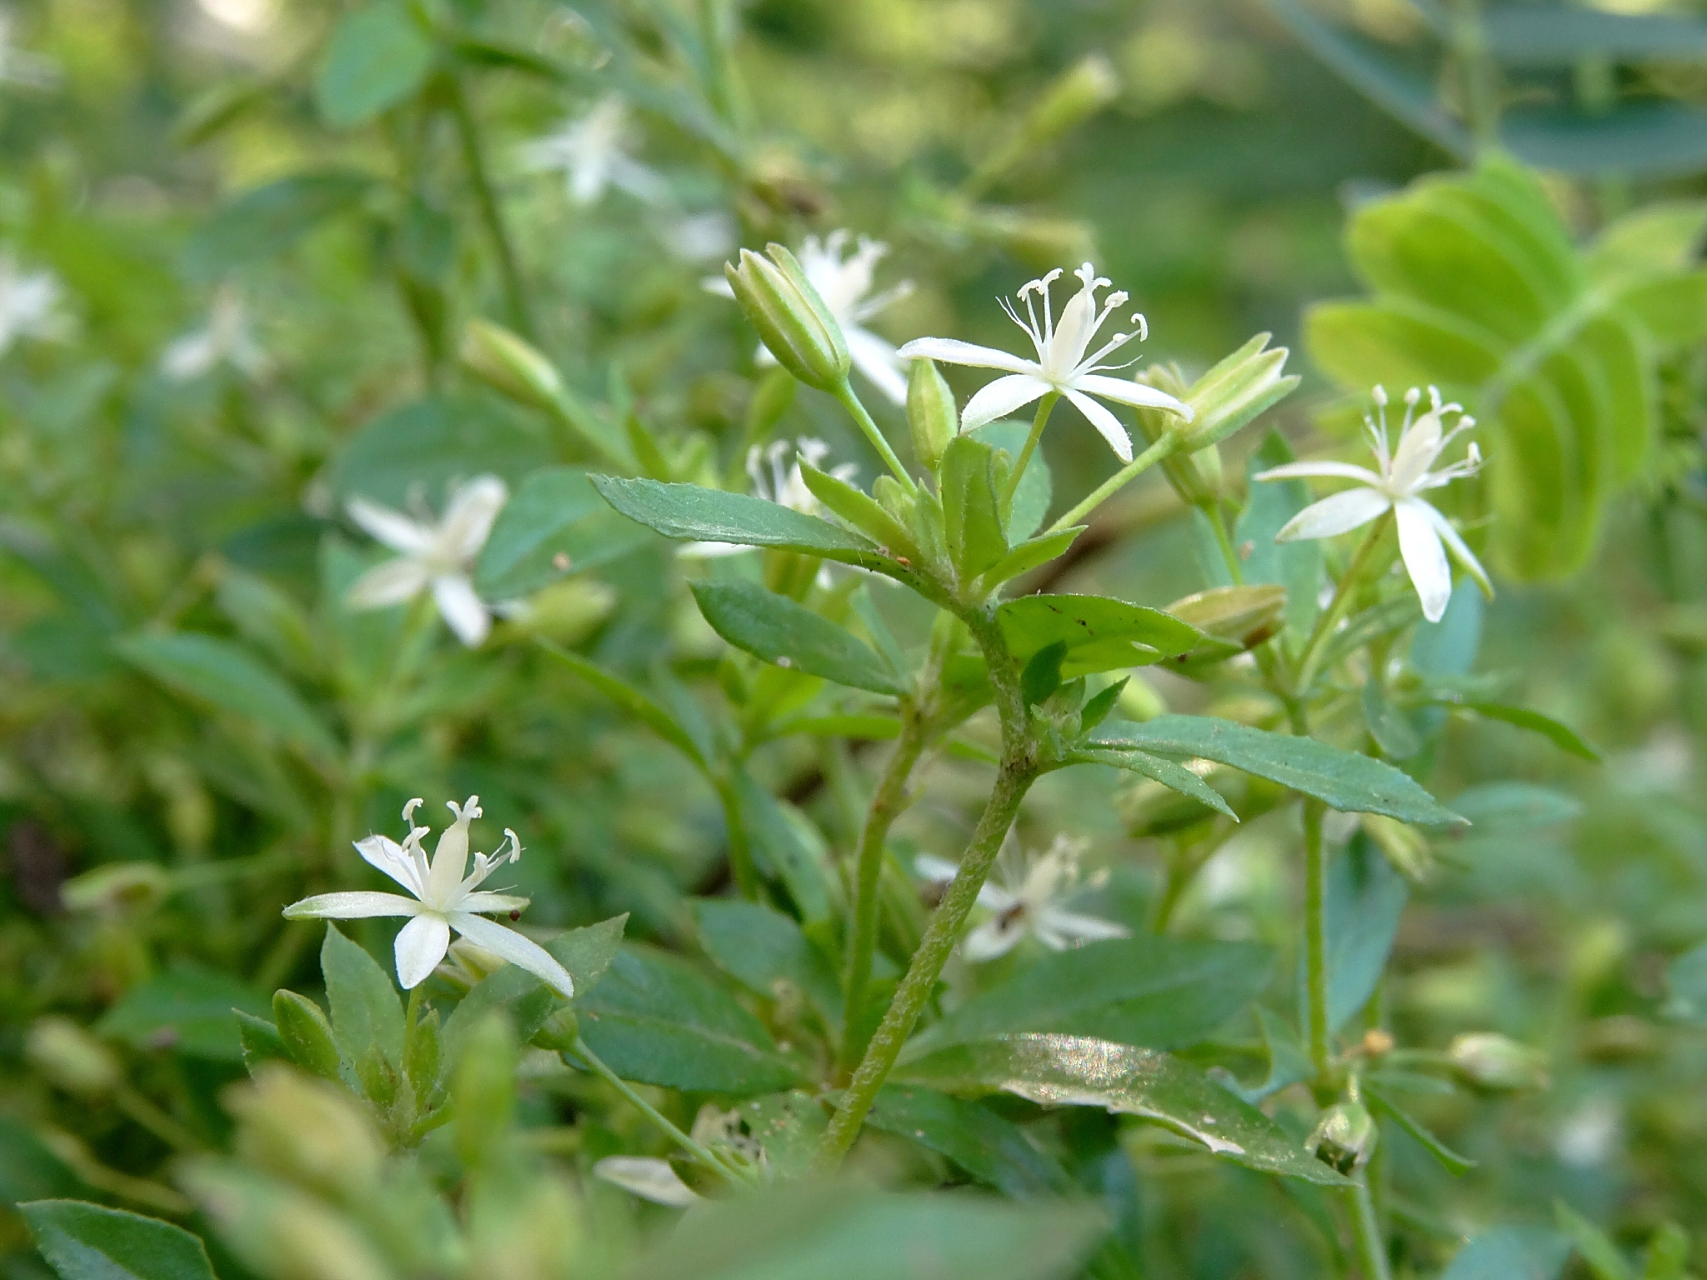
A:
1293,511,1392,695
1346,1176,1392,1280
713,773,761,901
445,72,534,339
1001,393,1058,509
1303,797,1331,1082
832,380,916,496
1048,432,1181,533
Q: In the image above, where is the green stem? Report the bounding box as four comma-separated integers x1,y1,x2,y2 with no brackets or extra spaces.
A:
832,380,916,496
444,71,534,339
713,772,761,901
571,1037,755,1186
1203,502,1244,585
1346,1176,1393,1280
1001,393,1058,509
1048,432,1181,534
1303,797,1331,1083
114,1087,201,1153
1448,0,1499,150
1292,511,1392,695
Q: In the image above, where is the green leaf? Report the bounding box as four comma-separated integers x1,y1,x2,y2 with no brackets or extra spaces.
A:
1237,432,1323,634
898,1033,1352,1186
539,641,708,769
903,936,1271,1057
1362,680,1421,759
320,924,405,1069
997,595,1206,676
729,1091,829,1178
939,436,1009,580
1090,715,1462,824
1441,1227,1573,1280
694,898,843,1027
97,965,270,1062
1425,697,1601,761
330,396,552,510
629,1182,1106,1280
314,2,435,128
1621,271,1707,346
981,527,1084,587
1318,836,1408,1032
1020,641,1066,707
1556,1202,1635,1280
865,1085,1070,1197
732,770,837,926
971,420,1052,541
1449,781,1582,832
187,171,374,276
798,462,919,559
1072,748,1237,821
235,1010,288,1070
0,1120,82,1204
576,947,805,1095
1365,1083,1475,1176
474,467,652,598
22,1200,217,1280
1503,102,1707,181
116,632,338,759
691,582,905,696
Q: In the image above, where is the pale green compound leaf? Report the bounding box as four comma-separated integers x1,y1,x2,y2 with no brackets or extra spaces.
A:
314,2,435,128
22,1200,217,1280
691,581,906,696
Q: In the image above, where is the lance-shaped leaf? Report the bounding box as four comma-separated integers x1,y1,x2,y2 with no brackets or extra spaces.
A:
897,1034,1351,1186
1069,747,1237,821
596,477,868,560
1420,697,1601,761
22,1200,218,1280
939,435,1008,579
998,595,1210,676
694,899,843,1027
539,641,709,770
865,1085,1070,1197
475,467,651,598
1089,715,1462,824
691,582,905,696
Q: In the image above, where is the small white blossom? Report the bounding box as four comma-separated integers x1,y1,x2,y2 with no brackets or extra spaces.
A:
917,835,1130,963
1255,384,1490,624
161,288,268,382
897,262,1191,462
344,476,507,647
521,96,669,208
680,438,854,560
283,796,575,997
0,14,59,90
0,253,71,355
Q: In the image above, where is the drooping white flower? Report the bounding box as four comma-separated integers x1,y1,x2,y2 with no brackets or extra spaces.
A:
896,262,1192,462
521,96,669,208
680,438,854,559
161,288,268,382
1254,385,1490,624
0,14,59,90
344,476,507,647
283,796,575,997
0,253,70,355
917,835,1131,963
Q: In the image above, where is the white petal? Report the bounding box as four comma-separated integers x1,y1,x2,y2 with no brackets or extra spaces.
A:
1395,498,1452,623
354,834,423,895
161,333,216,381
449,913,575,998
913,854,960,884
347,498,434,554
283,892,423,920
896,337,1038,376
845,326,908,405
962,916,1025,963
1255,461,1385,486
441,476,508,560
433,575,491,647
677,540,757,559
1070,374,1192,420
1064,389,1134,463
345,557,430,610
395,912,451,989
458,891,531,914
1275,488,1391,542
594,1157,699,1207
1035,907,1132,944
1420,502,1493,597
962,374,1051,431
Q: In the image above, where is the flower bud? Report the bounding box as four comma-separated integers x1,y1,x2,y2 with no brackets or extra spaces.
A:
531,1006,580,1053
907,358,957,472
725,245,851,392
1180,332,1299,450
460,318,565,414
27,1017,121,1096
1166,585,1287,653
1362,813,1434,883
1133,364,1221,506
227,1067,384,1199
60,862,169,916
1020,55,1121,150
273,990,343,1083
184,1161,393,1280
1448,1033,1550,1093
1309,1100,1377,1175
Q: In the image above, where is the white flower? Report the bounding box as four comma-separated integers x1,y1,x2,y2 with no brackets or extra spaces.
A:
1254,384,1490,624
161,288,268,381
283,796,575,997
917,835,1131,963
593,1157,699,1207
896,262,1191,462
521,96,669,208
344,476,507,647
0,253,70,355
0,14,59,91
680,438,854,559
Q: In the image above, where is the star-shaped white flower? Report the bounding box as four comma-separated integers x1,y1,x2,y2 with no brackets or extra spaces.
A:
680,438,854,559
283,796,574,996
896,262,1192,462
917,835,1131,963
521,96,669,208
344,476,507,647
161,288,268,382
1255,384,1490,623
0,253,70,356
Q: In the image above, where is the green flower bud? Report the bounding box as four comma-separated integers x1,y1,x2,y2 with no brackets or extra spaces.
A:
228,1066,384,1198
27,1016,122,1096
1133,364,1221,506
724,245,851,392
273,990,343,1083
1309,1100,1378,1175
1020,55,1121,150
1448,1033,1550,1093
907,358,957,472
1180,332,1299,450
1166,585,1287,652
60,862,169,915
531,1006,580,1053
460,318,566,414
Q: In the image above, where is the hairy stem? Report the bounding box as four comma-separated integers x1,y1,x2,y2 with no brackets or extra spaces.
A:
1049,432,1181,533
1001,393,1058,509
1346,1176,1393,1280
832,380,917,496
444,72,534,339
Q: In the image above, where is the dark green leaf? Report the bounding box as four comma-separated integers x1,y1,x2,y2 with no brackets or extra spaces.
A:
97,965,270,1061
982,527,1084,587
22,1200,216,1280
1020,641,1067,707
0,1121,82,1204
1071,748,1237,821
866,1085,1069,1197
694,898,843,1026
1318,836,1408,1032
330,396,552,509
315,2,435,128
898,1033,1352,1185
731,770,836,926
539,641,708,769
1503,102,1707,180
691,581,905,696
997,595,1205,676
904,936,1271,1056
1090,716,1462,824
187,171,374,275
474,467,652,598
116,632,338,759
1441,1227,1573,1280
320,924,405,1069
